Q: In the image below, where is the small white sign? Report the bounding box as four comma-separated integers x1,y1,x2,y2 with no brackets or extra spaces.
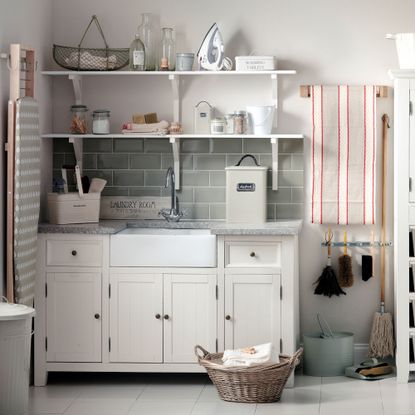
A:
100,196,170,219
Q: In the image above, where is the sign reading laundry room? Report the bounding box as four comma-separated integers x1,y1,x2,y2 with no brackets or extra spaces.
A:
100,196,170,219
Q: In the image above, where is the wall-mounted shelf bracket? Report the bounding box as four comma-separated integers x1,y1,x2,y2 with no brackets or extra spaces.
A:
169,74,180,123
170,136,180,189
271,73,278,109
271,137,279,190
69,136,83,173
69,74,83,104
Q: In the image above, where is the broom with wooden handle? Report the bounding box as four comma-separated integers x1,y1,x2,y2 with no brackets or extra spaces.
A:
368,114,395,358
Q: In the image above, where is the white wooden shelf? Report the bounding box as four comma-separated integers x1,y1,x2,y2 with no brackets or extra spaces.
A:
410,293,415,301
42,70,296,76
42,69,302,191
44,133,304,190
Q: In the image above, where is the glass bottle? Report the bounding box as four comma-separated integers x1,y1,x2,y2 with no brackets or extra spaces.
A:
137,13,156,71
159,27,175,71
129,34,145,71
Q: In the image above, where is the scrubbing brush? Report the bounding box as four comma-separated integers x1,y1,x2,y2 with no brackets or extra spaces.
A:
338,230,354,287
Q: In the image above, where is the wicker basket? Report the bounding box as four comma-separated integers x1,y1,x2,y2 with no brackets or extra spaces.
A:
53,15,129,71
195,346,303,403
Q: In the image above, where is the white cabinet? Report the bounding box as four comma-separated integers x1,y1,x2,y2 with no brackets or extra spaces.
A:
164,274,217,363
109,273,163,363
109,272,216,364
224,274,280,351
35,231,299,386
46,272,101,362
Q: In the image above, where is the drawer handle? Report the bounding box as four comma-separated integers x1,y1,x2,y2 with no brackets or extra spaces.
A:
71,250,77,256
94,313,100,320
250,252,256,257
155,314,161,320
164,314,170,320
225,315,231,320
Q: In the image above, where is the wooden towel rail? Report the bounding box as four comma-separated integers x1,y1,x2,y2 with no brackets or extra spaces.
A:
299,85,388,98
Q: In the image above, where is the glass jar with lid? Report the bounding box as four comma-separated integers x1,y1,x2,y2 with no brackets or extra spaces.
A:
92,110,110,134
234,110,248,134
70,105,88,134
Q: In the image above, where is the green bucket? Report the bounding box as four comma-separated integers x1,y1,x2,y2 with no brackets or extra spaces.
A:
303,315,354,376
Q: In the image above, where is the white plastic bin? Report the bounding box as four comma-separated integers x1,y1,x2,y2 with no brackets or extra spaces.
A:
0,300,35,415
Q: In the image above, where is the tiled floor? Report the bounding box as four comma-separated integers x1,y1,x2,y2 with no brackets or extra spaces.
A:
29,372,415,415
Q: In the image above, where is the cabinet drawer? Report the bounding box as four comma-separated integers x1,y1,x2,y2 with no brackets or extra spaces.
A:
225,241,281,267
46,239,102,267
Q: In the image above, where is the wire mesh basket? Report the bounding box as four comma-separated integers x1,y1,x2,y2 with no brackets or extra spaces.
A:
53,15,129,71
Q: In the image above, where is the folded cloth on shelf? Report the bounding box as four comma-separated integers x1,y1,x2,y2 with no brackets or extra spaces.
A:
310,85,377,225
222,343,278,367
122,120,170,135
64,51,117,70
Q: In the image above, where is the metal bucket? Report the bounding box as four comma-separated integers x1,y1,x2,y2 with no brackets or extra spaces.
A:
303,314,354,376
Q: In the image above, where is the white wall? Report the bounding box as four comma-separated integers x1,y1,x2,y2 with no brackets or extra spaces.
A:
0,0,53,297
50,0,406,343
1,0,406,342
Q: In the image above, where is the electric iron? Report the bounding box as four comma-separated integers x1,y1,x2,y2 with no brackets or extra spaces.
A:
197,23,225,71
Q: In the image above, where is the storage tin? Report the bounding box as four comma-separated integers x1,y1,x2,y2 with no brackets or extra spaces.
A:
235,56,276,71
225,155,267,223
176,53,194,71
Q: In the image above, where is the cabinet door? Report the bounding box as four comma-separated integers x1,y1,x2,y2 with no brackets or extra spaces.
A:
164,274,217,363
224,274,280,352
46,272,101,362
109,273,163,363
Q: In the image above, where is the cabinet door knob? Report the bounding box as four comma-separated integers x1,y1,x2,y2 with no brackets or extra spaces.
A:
155,314,161,319
225,315,231,320
94,313,100,320
71,250,77,256
250,251,256,257
164,314,170,320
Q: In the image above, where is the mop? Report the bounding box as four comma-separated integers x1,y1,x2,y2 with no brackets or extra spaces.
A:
314,228,346,297
368,114,395,358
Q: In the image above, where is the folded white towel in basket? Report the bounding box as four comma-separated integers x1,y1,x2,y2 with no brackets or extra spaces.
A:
222,343,278,367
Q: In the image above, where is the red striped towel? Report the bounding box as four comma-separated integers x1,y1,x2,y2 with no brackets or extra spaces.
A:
311,85,376,225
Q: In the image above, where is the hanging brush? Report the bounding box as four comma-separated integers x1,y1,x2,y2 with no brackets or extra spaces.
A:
314,227,346,297
338,230,354,287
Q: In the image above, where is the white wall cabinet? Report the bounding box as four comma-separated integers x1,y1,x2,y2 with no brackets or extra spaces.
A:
46,271,101,363
35,232,299,387
224,274,280,351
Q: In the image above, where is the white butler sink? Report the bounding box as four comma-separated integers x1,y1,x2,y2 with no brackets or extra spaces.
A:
110,228,216,267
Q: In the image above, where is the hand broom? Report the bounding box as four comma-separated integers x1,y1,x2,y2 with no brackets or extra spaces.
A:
314,227,346,297
368,114,395,358
339,230,354,287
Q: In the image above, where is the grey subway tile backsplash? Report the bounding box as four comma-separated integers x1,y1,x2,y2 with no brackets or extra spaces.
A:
53,137,304,220
97,154,129,169
113,170,144,186
130,154,162,169
114,138,144,153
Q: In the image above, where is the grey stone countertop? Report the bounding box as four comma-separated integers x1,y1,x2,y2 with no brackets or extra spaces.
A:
38,219,302,236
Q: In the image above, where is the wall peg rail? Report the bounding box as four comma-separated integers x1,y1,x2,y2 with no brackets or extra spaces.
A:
321,241,393,247
299,85,388,98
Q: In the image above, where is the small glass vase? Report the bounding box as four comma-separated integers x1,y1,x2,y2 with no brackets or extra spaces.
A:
137,13,156,71
159,27,175,71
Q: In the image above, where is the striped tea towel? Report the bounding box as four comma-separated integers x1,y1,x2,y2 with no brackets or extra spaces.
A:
311,85,376,225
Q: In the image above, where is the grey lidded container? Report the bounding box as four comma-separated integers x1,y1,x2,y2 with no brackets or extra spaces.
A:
303,331,354,376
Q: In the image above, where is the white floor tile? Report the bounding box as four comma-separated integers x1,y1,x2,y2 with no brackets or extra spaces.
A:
77,385,144,399
128,400,195,415
29,386,80,414
63,398,136,415
197,384,222,402
320,397,383,415
138,384,204,401
293,375,321,389
191,401,256,415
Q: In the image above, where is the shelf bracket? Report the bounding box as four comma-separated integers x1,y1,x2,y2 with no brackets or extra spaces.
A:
271,74,278,129
69,136,83,174
271,137,279,190
169,74,180,123
170,136,180,189
69,74,82,105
